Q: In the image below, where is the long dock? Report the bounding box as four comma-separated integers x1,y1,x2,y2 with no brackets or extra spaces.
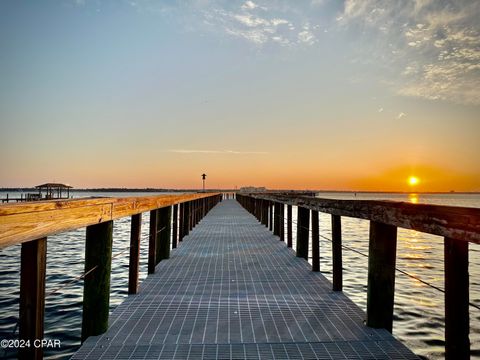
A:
73,199,417,359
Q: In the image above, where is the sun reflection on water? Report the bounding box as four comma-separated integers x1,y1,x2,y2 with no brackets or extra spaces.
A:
408,193,419,204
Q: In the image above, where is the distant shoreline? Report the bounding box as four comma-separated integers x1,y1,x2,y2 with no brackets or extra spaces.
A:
0,188,479,195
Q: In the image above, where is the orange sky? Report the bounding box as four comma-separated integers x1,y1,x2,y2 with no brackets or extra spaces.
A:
1,2,479,192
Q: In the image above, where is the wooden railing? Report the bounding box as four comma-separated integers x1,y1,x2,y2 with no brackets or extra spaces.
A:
237,193,480,360
0,192,225,359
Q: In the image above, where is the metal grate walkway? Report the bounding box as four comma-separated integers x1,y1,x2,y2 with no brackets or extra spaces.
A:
73,200,418,359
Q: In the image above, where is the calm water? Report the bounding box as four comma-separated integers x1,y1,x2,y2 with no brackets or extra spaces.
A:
0,191,479,359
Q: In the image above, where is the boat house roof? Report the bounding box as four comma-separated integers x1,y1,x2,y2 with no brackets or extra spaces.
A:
35,183,73,189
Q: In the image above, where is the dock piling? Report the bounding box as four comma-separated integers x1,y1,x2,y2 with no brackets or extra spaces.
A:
287,205,292,248
445,237,470,360
157,206,171,262
279,203,285,242
81,221,113,342
366,221,397,332
311,210,320,272
148,210,158,274
172,204,178,249
19,237,47,360
179,203,185,242
332,214,343,291
274,202,281,237
296,207,309,260
128,214,141,294
269,201,273,231
184,202,191,236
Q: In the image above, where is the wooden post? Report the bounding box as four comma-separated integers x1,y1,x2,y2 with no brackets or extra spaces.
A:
191,200,196,227
259,200,262,223
148,210,158,274
189,201,193,231
19,238,47,360
195,200,199,225
287,205,292,248
156,206,171,262
184,202,191,236
191,201,195,227
260,199,265,225
445,237,470,360
259,199,264,225
266,201,270,227
366,221,397,332
269,201,273,231
279,203,285,242
262,200,268,225
179,203,185,241
197,199,200,224
332,214,343,291
274,202,281,236
128,214,141,295
82,221,113,342
311,210,319,272
172,204,178,249
296,207,309,260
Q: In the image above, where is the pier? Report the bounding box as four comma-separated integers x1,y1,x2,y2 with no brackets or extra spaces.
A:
73,198,417,359
0,192,479,359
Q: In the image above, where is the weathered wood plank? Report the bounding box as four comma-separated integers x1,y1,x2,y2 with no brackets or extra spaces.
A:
248,194,480,244
0,193,220,249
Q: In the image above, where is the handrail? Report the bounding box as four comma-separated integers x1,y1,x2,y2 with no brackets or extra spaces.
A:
247,193,480,244
236,193,478,360
0,192,220,249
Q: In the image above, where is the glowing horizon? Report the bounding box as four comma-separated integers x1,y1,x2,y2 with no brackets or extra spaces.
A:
1,1,479,192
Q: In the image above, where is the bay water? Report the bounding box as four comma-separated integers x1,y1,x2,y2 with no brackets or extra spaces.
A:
0,191,479,359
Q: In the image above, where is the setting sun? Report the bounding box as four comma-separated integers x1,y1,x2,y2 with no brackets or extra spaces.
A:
408,176,420,186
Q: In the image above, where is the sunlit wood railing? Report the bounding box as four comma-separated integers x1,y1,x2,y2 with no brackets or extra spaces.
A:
0,192,226,360
237,193,480,360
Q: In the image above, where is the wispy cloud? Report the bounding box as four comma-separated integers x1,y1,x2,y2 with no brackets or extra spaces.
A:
168,149,268,155
397,112,406,119
119,1,323,47
241,1,259,10
121,0,479,105
337,0,480,105
200,1,319,47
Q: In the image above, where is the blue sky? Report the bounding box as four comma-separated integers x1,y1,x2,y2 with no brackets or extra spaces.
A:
0,1,479,190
